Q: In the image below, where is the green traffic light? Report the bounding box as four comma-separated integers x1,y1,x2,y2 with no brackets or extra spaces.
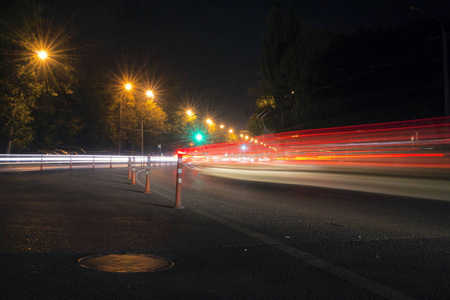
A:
195,133,203,141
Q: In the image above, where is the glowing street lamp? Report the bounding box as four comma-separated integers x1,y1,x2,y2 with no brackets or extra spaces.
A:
146,90,154,98
141,89,156,156
186,109,193,117
206,118,213,125
229,129,233,133
37,50,48,60
119,83,133,155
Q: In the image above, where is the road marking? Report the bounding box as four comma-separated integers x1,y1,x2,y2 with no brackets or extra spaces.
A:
135,169,415,300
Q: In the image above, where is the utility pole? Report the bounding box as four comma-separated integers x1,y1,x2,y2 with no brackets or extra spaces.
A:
411,6,449,116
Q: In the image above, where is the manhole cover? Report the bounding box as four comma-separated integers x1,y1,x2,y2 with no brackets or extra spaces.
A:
78,253,174,273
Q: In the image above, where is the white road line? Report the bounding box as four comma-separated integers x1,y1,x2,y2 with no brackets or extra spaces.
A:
135,168,415,300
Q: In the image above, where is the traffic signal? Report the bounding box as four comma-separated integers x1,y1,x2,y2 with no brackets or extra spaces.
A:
189,130,206,146
195,133,203,142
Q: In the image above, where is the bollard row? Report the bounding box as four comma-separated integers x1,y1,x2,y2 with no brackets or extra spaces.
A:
127,154,184,209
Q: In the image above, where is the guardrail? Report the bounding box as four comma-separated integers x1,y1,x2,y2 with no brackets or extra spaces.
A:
0,154,177,170
0,153,185,209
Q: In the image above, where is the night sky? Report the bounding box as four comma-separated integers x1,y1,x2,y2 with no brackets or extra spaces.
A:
14,0,450,129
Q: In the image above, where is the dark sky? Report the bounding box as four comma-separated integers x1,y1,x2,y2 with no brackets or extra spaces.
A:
41,0,450,129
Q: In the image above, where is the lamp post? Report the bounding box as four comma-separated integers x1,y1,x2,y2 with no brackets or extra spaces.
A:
141,90,154,157
411,6,449,116
119,83,133,155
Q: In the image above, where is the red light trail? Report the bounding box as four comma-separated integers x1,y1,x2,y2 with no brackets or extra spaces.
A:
179,117,450,169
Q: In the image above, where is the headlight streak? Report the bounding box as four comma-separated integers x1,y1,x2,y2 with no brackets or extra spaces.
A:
0,155,177,167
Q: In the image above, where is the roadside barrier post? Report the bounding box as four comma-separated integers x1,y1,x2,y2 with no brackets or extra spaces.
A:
110,156,112,168
128,157,132,179
70,155,72,170
92,156,95,169
40,155,43,171
131,157,137,185
144,155,151,193
174,152,185,209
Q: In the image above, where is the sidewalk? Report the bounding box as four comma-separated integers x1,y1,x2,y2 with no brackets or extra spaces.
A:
0,167,377,299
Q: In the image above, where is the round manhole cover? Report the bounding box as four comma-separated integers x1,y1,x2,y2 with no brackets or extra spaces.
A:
78,253,174,273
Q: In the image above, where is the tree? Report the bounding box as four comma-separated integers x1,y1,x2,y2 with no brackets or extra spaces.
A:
277,29,339,128
260,1,301,129
0,63,44,152
106,89,167,153
0,2,77,153
252,3,446,133
247,79,277,135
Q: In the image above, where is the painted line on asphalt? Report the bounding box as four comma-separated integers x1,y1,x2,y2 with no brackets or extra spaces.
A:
135,169,415,300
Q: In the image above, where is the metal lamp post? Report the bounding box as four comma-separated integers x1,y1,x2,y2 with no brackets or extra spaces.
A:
120,83,133,155
411,6,449,116
141,90,155,157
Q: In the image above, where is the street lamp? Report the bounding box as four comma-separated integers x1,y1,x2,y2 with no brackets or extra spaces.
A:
141,90,155,157
119,83,133,155
146,90,154,98
37,50,48,60
411,6,449,116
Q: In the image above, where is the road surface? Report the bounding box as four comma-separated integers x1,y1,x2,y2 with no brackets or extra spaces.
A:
144,163,450,299
1,164,449,299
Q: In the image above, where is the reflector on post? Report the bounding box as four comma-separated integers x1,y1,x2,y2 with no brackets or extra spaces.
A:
174,152,185,209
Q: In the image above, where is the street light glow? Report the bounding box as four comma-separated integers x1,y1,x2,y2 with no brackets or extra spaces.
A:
37,50,48,60
186,109,193,116
206,118,213,125
229,129,233,133
125,83,132,91
146,90,154,98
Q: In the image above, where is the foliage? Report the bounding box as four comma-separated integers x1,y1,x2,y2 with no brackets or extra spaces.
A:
0,2,78,152
0,63,43,150
0,1,170,154
249,2,447,134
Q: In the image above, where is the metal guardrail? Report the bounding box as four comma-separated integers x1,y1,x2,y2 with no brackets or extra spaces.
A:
0,153,185,208
0,154,177,168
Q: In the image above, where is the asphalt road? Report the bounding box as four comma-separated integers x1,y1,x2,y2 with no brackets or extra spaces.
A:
1,164,449,299
146,164,450,299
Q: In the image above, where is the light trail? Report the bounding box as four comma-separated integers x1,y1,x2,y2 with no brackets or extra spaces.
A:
0,154,177,169
179,117,450,169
